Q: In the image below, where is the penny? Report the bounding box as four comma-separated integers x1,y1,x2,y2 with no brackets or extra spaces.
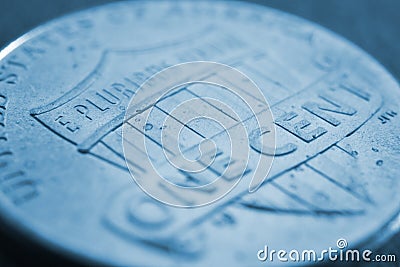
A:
0,1,399,266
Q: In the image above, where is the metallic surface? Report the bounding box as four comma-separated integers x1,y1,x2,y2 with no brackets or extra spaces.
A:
0,1,399,266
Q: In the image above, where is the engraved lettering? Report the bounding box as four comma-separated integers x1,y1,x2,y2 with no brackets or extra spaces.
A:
0,64,18,85
74,105,92,121
0,168,39,205
5,179,39,205
55,115,80,133
0,94,8,109
250,127,297,156
7,55,27,70
55,19,93,39
37,33,59,46
0,150,12,169
339,77,370,101
0,94,7,133
0,95,7,127
302,93,356,126
275,111,327,143
378,110,397,124
86,98,109,112
0,110,5,128
97,89,120,105
22,45,46,60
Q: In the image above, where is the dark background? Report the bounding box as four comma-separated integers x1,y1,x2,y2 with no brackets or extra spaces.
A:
0,0,399,266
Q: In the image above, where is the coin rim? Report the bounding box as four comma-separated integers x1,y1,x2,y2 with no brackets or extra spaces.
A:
0,0,399,265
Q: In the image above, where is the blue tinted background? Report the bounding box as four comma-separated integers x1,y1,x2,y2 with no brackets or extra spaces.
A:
0,0,398,266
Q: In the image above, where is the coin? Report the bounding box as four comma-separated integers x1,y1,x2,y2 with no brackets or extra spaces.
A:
0,1,399,266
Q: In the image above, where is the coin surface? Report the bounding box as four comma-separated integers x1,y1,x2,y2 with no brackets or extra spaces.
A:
0,1,399,266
